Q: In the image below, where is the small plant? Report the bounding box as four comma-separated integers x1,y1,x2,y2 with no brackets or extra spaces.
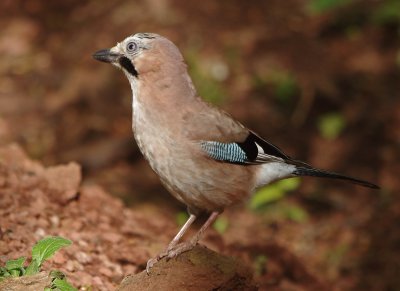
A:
176,211,189,226
249,178,301,210
318,112,346,140
306,0,352,14
213,216,229,234
253,255,268,276
372,0,400,25
0,236,76,291
185,49,227,105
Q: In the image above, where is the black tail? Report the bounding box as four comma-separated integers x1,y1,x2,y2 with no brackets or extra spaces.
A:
293,166,379,189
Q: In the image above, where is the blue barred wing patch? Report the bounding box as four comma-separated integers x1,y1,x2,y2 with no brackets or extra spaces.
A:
200,141,247,164
200,132,290,165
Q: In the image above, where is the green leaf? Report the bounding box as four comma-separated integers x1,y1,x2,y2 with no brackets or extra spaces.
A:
52,278,77,291
32,237,72,267
250,186,284,210
185,50,226,104
327,243,349,266
213,216,229,234
0,266,11,276
253,255,268,276
176,211,189,226
276,178,301,192
25,259,39,275
372,0,400,25
274,74,298,103
285,205,309,222
250,178,301,210
0,266,10,276
50,270,66,280
307,0,352,14
318,112,346,140
9,269,21,277
5,257,26,271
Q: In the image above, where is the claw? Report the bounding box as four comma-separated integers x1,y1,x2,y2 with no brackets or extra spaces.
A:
146,257,158,274
146,251,167,274
146,241,198,274
166,241,197,259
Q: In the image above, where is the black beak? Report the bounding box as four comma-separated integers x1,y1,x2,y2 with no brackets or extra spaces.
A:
92,49,121,63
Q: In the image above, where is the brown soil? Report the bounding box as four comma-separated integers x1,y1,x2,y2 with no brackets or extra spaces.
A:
0,144,174,290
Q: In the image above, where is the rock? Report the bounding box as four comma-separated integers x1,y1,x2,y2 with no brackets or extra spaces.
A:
117,245,257,291
44,162,81,203
0,272,51,291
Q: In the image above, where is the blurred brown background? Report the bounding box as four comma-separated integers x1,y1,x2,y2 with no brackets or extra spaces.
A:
0,0,399,290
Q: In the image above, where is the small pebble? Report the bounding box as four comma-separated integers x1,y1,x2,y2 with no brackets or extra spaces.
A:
98,267,113,278
34,228,46,239
75,251,92,264
65,260,75,272
50,215,60,227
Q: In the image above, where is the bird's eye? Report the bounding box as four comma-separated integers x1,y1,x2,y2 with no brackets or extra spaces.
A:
126,41,138,53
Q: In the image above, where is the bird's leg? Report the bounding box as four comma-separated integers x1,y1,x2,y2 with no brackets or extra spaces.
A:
167,211,220,259
167,213,197,251
146,213,197,274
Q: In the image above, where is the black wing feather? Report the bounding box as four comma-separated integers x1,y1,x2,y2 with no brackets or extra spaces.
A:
238,132,289,161
201,131,290,165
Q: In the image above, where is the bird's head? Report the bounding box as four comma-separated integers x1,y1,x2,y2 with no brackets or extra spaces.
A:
93,33,184,80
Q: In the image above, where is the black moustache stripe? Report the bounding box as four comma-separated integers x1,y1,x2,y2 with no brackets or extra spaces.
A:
119,56,138,77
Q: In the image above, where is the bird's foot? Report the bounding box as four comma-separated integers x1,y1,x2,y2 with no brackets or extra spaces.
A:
146,240,198,274
166,240,198,260
146,251,167,274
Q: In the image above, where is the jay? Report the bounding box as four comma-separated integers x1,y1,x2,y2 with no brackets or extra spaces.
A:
93,33,379,272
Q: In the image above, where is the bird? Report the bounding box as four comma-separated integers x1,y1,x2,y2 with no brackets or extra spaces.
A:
92,33,379,273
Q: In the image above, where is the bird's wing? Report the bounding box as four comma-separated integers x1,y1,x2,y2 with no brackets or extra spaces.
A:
182,100,291,165
200,131,290,165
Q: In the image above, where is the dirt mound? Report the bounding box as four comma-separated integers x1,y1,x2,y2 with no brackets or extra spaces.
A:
118,245,257,291
0,144,174,290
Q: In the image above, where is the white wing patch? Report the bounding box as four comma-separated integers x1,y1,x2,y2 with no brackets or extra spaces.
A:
255,142,264,154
